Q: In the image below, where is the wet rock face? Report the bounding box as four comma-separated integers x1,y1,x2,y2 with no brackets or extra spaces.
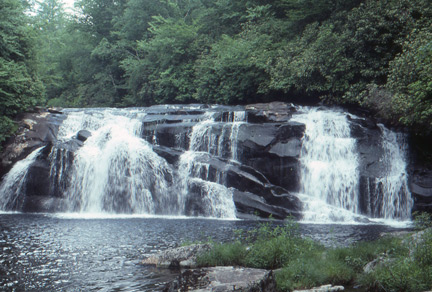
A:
0,109,64,178
1,102,430,218
410,168,432,213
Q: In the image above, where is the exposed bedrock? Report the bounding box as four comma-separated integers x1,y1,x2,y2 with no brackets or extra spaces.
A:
1,102,431,218
0,108,64,178
410,168,432,213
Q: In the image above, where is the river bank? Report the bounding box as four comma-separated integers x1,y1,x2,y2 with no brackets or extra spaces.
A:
144,222,431,292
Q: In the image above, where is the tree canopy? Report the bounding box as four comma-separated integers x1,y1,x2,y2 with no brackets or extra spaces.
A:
1,0,432,147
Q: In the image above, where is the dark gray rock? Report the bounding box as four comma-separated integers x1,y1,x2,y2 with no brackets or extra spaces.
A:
163,267,276,292
233,190,302,220
0,110,62,177
182,153,303,219
76,130,92,142
410,169,432,213
269,139,302,158
142,122,194,149
246,102,297,123
236,122,304,192
153,146,184,165
22,196,67,213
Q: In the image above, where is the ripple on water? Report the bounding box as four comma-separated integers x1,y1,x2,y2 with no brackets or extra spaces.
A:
0,213,411,291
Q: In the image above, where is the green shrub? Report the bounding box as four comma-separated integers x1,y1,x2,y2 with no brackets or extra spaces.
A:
195,241,247,267
195,221,432,292
276,252,356,291
359,257,432,292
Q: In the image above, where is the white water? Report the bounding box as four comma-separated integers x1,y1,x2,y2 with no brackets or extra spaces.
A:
371,125,412,219
292,108,412,224
293,108,360,222
48,108,239,218
229,111,246,161
0,106,413,223
175,111,246,219
0,147,44,210
54,110,175,214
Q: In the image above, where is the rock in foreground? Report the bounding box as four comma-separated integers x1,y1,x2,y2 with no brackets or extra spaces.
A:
163,266,276,292
142,244,212,269
293,284,344,292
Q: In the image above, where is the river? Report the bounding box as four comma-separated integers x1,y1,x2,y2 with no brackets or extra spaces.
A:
0,213,409,291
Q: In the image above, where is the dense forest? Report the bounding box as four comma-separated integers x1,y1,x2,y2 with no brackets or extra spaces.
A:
1,0,431,146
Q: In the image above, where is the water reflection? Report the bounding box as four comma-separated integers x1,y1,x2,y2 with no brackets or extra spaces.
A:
0,214,410,291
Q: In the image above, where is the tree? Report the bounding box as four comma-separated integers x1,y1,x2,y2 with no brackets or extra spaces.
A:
387,28,432,132
0,0,44,146
122,16,203,105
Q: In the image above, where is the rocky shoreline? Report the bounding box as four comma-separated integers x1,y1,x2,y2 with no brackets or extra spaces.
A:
143,244,345,292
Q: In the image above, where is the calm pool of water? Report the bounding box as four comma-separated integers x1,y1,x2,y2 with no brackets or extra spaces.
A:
0,213,409,291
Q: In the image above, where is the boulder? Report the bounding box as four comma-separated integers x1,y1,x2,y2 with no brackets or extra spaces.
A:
163,267,276,292
142,244,212,269
246,102,297,123
142,121,194,149
180,153,303,219
76,130,92,142
22,196,67,213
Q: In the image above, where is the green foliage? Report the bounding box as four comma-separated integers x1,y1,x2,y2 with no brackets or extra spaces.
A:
196,222,432,292
2,0,431,137
0,0,44,148
243,222,319,270
414,212,432,230
0,116,17,145
195,241,246,267
122,17,203,105
196,221,322,270
359,257,432,292
276,253,356,291
194,34,268,104
387,28,432,133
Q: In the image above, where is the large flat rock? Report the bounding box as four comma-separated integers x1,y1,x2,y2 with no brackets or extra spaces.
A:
163,266,276,292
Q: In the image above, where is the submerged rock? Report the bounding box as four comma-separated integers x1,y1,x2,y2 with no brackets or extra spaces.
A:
163,266,276,292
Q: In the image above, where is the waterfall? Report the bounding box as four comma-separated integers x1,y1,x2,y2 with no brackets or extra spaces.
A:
0,147,44,211
175,110,245,218
369,125,412,219
52,110,175,214
292,107,412,223
0,105,414,222
229,111,245,161
293,108,361,222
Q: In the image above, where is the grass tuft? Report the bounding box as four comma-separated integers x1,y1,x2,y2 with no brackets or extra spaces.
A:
194,215,432,292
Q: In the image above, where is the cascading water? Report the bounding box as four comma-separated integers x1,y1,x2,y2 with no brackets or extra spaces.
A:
0,147,44,211
369,125,412,219
292,108,361,222
0,104,414,222
292,107,412,223
176,110,245,218
50,109,176,214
